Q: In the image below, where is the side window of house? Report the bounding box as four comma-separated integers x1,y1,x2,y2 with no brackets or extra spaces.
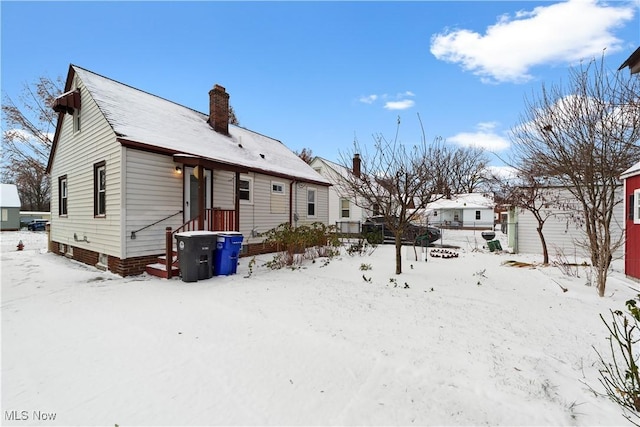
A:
94,162,106,216
59,176,68,216
475,210,481,220
239,176,252,203
73,87,81,133
634,189,640,224
340,198,350,218
73,109,81,133
307,188,316,217
271,181,284,195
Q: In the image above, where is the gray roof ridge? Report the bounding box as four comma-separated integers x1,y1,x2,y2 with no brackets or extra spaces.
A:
72,64,207,118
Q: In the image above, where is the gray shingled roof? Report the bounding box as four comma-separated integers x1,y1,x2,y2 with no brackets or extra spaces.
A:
74,66,329,185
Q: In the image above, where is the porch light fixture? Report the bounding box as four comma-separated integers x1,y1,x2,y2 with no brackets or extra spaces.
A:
175,166,182,174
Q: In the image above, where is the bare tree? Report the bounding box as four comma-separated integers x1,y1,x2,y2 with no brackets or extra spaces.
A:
2,75,63,211
295,147,314,164
491,165,564,265
510,55,640,296
449,146,490,194
338,116,450,274
229,105,240,126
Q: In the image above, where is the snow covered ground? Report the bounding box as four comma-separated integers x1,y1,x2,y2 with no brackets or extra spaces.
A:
1,229,636,426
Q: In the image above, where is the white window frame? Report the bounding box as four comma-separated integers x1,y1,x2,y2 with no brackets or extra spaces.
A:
60,176,68,216
307,188,316,218
271,181,285,195
634,188,640,225
97,253,108,270
340,198,350,218
239,176,253,204
1,209,7,222
95,163,106,217
73,109,81,133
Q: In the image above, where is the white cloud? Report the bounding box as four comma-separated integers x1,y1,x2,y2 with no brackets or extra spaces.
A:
359,94,378,104
430,0,636,83
485,165,518,181
448,122,510,151
360,91,416,110
384,99,415,110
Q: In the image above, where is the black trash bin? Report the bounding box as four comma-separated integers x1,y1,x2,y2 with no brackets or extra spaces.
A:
175,231,218,282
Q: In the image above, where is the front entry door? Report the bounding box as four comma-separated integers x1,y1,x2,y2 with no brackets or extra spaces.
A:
184,166,212,222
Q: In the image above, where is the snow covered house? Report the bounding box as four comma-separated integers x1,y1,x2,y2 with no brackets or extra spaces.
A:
309,155,370,233
46,65,330,277
0,184,21,231
412,193,495,230
622,161,640,281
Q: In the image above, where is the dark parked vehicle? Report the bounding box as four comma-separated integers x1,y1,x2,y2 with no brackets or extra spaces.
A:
27,220,48,231
362,216,441,245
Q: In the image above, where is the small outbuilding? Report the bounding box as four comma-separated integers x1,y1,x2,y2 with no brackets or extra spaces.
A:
0,184,22,231
622,161,640,281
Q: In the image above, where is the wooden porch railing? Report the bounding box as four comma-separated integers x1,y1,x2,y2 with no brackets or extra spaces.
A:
164,209,236,279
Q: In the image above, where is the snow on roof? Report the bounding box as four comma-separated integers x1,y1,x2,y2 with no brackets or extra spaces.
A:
425,193,495,210
73,66,329,185
0,184,21,207
621,160,640,179
313,157,355,181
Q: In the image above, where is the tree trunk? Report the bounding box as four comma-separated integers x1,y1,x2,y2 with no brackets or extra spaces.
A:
536,226,549,265
395,232,402,275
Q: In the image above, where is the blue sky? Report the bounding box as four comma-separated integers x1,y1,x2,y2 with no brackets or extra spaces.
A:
2,1,639,167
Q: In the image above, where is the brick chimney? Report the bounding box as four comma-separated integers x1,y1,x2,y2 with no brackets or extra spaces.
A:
209,84,229,136
353,154,361,178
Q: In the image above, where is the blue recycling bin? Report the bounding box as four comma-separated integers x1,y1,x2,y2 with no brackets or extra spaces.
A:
213,232,244,276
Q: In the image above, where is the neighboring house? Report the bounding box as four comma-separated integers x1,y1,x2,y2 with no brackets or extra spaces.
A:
0,184,21,231
622,161,640,281
618,46,640,75
412,193,495,230
310,155,370,233
46,65,330,277
514,186,624,259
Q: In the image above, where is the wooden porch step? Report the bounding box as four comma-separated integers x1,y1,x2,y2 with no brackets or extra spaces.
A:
158,253,179,266
145,262,180,279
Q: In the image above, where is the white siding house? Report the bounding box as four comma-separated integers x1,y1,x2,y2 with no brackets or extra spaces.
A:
412,193,495,230
309,156,369,233
515,187,624,259
47,65,330,276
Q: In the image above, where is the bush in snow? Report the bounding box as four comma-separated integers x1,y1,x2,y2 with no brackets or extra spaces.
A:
262,222,340,269
595,295,640,425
